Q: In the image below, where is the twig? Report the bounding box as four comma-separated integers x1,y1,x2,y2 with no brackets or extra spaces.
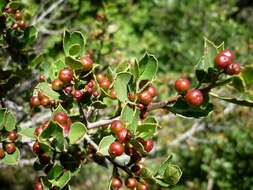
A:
147,95,181,111
87,117,120,129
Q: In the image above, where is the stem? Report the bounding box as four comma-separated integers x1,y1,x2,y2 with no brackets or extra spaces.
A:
106,156,132,176
147,95,182,111
87,116,120,129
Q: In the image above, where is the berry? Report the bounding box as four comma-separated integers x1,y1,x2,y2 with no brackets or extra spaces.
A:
30,96,40,107
92,91,99,97
214,54,231,69
226,62,241,75
4,6,12,14
8,131,17,141
125,144,137,156
52,79,64,91
137,103,145,110
73,90,83,101
137,183,149,190
116,128,131,143
40,97,50,106
147,85,157,97
125,178,137,189
38,91,45,100
32,141,40,154
34,181,43,190
109,89,117,99
54,112,69,125
5,143,16,154
86,87,93,94
109,141,124,157
174,78,190,94
131,163,144,175
39,152,50,165
58,68,73,84
142,139,154,153
12,23,18,30
0,148,5,159
15,10,22,20
34,127,43,137
111,120,124,133
128,92,136,101
140,111,148,120
18,20,27,29
111,177,122,190
220,49,234,61
99,79,110,90
138,91,152,106
96,74,104,82
39,75,45,82
62,119,72,135
64,86,73,94
80,55,93,71
185,89,204,107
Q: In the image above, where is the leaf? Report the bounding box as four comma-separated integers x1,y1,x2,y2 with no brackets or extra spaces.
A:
130,139,147,156
195,68,219,84
63,31,86,58
167,99,214,118
140,167,156,180
138,53,158,81
1,149,20,165
54,171,71,188
4,111,16,131
24,26,38,45
241,65,253,86
9,1,25,9
48,164,64,181
97,135,116,156
210,93,253,107
19,127,35,139
0,108,6,130
163,164,182,185
65,56,84,70
30,53,45,68
120,106,140,133
49,59,65,80
35,82,60,100
68,122,86,144
155,155,173,176
230,76,245,92
137,117,158,140
114,72,132,102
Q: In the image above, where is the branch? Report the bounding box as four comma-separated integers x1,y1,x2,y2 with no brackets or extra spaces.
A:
147,95,181,111
87,117,120,129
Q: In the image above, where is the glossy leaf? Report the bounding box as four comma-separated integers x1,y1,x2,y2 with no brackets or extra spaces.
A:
65,56,84,70
138,53,158,81
19,127,35,139
4,111,16,131
1,149,20,165
68,122,86,144
114,72,132,102
97,135,116,156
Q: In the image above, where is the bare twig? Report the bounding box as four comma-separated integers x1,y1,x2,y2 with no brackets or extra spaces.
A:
87,117,120,129
147,95,181,111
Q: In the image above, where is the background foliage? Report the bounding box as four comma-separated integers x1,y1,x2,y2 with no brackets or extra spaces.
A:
0,0,253,189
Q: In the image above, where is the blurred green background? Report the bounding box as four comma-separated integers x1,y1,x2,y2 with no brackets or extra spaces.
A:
1,0,253,189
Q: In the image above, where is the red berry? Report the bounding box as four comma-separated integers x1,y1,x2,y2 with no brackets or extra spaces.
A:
147,85,157,97
109,89,117,99
58,68,73,84
5,143,16,154
32,141,40,154
30,96,40,107
18,20,27,29
39,152,50,165
111,120,124,133
39,75,45,82
15,10,22,20
86,87,93,94
12,23,18,30
214,54,231,69
87,81,94,88
0,148,5,159
137,103,145,110
116,128,131,143
8,131,17,141
142,139,154,153
40,97,50,107
62,119,72,135
64,86,73,94
109,141,124,157
174,78,190,94
185,89,204,107
34,127,43,137
37,91,45,100
125,178,137,189
137,183,149,190
111,177,122,190
96,74,104,82
92,91,99,97
52,79,64,91
220,49,234,61
54,112,69,125
138,91,152,106
99,79,111,90
4,6,12,14
226,62,241,75
80,55,93,71
34,181,44,190
73,90,83,101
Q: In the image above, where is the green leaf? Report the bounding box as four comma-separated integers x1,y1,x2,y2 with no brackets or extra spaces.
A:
155,155,173,176
140,167,156,181
4,111,16,131
54,171,71,188
1,149,20,165
97,135,116,156
63,31,86,58
241,65,253,86
9,1,25,9
19,127,35,139
230,76,245,92
167,99,214,118
130,139,147,156
163,164,182,185
68,122,86,144
0,108,6,130
48,164,64,181
35,82,60,100
138,53,158,81
210,93,253,107
24,26,38,45
114,72,132,102
49,59,65,80
30,53,45,68
120,106,140,133
137,123,157,140
65,56,84,70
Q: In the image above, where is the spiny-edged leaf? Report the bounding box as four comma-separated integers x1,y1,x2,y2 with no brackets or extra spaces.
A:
19,127,35,139
167,99,214,118
97,135,116,156
138,53,158,81
155,155,173,176
49,59,65,80
114,72,132,102
230,76,245,92
48,164,64,181
241,65,253,86
1,148,20,165
65,56,84,70
35,82,60,100
0,108,6,130
4,111,16,131
68,122,86,144
195,38,224,72
163,164,182,185
210,93,253,107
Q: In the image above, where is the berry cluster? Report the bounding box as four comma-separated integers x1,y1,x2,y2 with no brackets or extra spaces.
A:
4,5,27,30
30,91,56,108
108,120,153,189
214,49,241,75
0,130,18,160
